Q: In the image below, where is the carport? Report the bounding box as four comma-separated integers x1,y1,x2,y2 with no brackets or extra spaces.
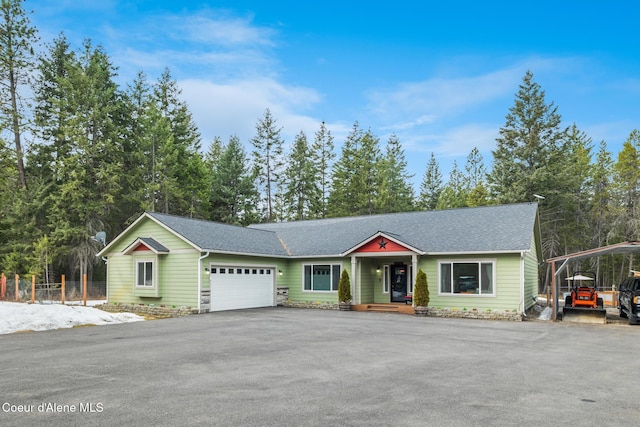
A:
546,241,640,321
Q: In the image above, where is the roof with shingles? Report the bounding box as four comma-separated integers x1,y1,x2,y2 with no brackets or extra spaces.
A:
136,203,538,258
145,212,289,257
138,237,170,253
249,203,539,257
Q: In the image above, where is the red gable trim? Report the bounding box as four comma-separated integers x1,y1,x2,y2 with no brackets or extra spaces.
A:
353,237,411,253
133,243,150,252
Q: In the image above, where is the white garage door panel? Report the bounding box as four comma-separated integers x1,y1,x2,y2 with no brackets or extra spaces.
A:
210,267,274,311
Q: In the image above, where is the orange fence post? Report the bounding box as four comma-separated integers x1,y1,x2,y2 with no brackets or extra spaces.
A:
61,274,65,305
83,273,87,306
15,274,19,301
31,275,35,304
1,272,5,300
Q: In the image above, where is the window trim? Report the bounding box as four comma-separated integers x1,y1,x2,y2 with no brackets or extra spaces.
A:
135,258,156,288
302,263,342,292
437,259,496,296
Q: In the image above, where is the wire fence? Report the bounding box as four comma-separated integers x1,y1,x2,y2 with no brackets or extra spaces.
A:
0,275,106,304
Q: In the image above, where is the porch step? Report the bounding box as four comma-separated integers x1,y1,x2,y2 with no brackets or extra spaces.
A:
351,304,414,315
366,304,399,312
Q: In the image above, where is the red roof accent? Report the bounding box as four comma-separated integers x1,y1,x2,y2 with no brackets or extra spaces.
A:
133,243,150,252
353,237,410,253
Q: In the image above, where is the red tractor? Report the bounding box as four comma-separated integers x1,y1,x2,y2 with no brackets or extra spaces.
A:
562,272,606,323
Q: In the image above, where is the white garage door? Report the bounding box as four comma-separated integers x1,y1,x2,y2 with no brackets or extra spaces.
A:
209,266,275,311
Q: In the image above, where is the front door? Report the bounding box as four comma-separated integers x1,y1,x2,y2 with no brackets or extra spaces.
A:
390,264,407,302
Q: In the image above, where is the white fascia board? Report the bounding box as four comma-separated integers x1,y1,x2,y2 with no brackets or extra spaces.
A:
424,249,529,256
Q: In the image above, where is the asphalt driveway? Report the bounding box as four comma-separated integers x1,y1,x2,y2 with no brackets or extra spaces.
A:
1,308,639,426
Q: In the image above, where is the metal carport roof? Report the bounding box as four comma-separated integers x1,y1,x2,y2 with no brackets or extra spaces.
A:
546,241,640,321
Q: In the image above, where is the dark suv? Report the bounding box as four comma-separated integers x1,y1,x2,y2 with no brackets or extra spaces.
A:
618,276,640,325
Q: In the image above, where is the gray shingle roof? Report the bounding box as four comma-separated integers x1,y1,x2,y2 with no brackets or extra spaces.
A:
146,212,289,257
145,203,538,258
249,203,539,257
139,237,170,253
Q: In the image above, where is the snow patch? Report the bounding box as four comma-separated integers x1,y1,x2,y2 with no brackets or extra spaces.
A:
0,302,145,334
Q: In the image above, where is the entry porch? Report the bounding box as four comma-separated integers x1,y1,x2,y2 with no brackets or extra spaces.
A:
349,254,419,305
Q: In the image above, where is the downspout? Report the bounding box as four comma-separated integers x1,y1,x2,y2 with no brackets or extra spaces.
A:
101,257,108,302
198,251,210,312
520,251,525,316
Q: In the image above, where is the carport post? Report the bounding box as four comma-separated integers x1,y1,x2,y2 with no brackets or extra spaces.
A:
83,273,87,307
551,261,557,322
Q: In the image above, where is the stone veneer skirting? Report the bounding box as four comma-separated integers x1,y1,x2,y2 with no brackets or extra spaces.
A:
98,300,522,321
424,307,523,321
96,303,197,318
281,300,339,310
281,300,522,321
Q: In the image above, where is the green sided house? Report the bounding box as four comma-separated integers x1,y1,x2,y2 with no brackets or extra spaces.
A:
98,203,542,318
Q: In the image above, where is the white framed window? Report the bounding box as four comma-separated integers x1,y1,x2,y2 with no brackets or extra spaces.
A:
439,260,495,295
303,264,341,292
136,260,154,287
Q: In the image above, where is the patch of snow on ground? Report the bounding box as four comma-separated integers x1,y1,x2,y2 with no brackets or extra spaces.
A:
538,306,552,320
0,302,144,335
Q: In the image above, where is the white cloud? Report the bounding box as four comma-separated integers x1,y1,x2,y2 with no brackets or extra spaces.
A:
173,14,277,47
365,67,523,128
180,78,328,148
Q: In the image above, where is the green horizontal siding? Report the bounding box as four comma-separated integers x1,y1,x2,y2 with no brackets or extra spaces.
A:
420,254,523,312
282,259,347,303
523,234,540,311
106,218,200,308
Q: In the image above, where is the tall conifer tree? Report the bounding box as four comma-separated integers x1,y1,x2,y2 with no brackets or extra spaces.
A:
282,131,318,220
251,108,284,222
376,134,414,213
418,152,443,210
0,0,38,189
310,121,335,218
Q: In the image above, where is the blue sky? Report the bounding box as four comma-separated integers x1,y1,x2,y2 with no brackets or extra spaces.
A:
32,1,639,187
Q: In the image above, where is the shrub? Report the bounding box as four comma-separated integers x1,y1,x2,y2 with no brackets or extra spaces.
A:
414,269,430,307
338,270,352,303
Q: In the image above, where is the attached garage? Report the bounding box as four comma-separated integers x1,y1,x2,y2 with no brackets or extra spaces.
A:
209,265,276,311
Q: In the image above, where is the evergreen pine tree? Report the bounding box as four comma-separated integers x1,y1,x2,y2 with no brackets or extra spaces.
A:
463,147,489,207
487,71,566,204
251,108,284,222
310,121,335,218
376,134,414,213
611,130,640,241
209,136,259,225
436,161,467,209
328,122,362,217
151,68,207,217
418,153,443,210
0,0,39,189
282,131,319,220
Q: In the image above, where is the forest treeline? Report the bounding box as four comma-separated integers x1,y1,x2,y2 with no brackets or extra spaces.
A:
1,0,639,289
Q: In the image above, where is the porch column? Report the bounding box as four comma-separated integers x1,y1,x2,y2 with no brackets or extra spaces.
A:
351,255,357,305
412,254,418,307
